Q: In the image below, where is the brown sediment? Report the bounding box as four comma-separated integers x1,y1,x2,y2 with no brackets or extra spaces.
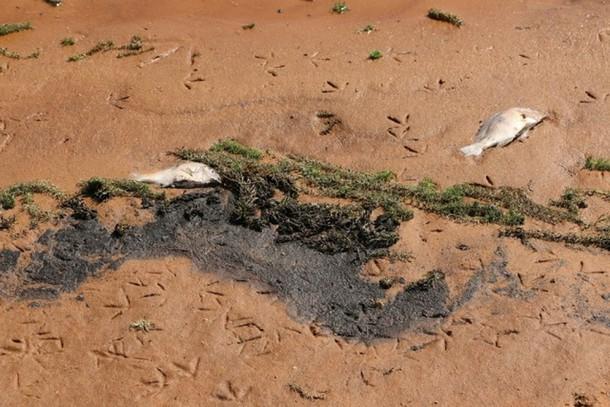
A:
0,0,609,405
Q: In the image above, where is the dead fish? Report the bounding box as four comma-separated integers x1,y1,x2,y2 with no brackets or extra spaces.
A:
132,162,221,188
460,107,546,157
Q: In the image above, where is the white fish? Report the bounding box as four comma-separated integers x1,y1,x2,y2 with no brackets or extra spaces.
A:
460,107,546,157
132,162,221,188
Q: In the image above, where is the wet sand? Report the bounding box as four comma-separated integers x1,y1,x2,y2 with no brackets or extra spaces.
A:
0,0,609,405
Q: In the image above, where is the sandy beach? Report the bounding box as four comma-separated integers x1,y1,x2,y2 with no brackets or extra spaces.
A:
0,0,609,405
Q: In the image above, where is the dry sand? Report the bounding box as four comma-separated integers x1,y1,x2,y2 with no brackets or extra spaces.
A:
0,0,609,405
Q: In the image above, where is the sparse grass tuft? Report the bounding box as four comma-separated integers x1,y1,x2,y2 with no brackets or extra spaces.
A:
368,50,383,60
331,2,349,14
501,228,610,252
585,156,610,172
129,319,154,332
427,8,464,27
0,181,65,210
242,23,256,30
0,47,40,60
0,22,32,36
68,40,114,62
210,139,263,160
79,177,164,202
117,35,154,58
67,53,85,62
60,37,75,46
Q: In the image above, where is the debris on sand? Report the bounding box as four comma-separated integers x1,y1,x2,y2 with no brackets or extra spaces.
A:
47,0,62,6
460,107,546,157
427,9,464,27
0,141,608,339
132,162,221,188
138,46,181,67
129,319,154,332
0,22,32,36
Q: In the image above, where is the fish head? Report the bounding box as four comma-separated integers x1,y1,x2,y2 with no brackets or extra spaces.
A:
514,107,546,126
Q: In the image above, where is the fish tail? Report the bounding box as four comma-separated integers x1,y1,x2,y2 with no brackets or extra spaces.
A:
460,143,484,157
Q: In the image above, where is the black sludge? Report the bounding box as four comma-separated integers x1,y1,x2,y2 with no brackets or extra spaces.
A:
2,189,450,340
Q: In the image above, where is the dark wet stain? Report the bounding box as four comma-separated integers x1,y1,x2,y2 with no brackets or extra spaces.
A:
2,189,463,340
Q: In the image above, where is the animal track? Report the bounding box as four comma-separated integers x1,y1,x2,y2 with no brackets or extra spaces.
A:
386,114,421,156
314,111,343,135
213,380,251,401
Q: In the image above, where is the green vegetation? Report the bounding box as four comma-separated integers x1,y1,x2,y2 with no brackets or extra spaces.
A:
585,156,610,172
67,54,85,62
60,37,75,46
209,139,263,160
0,140,606,255
117,35,154,58
0,182,66,227
0,22,32,36
0,181,65,210
242,23,256,30
79,177,164,202
67,40,114,62
0,47,40,60
331,2,349,14
501,228,610,252
368,50,383,60
427,9,464,27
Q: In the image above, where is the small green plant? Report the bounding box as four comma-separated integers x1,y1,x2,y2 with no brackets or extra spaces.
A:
427,8,464,27
79,177,164,202
361,24,375,33
60,37,75,46
585,156,610,172
242,23,256,30
0,181,65,210
67,53,85,62
210,139,263,160
0,22,32,36
67,40,114,62
129,319,154,332
0,47,40,60
116,35,154,58
368,50,383,60
331,2,349,14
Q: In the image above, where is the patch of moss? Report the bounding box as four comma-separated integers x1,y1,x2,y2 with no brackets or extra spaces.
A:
585,156,610,172
0,22,32,36
79,177,164,202
427,9,463,27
